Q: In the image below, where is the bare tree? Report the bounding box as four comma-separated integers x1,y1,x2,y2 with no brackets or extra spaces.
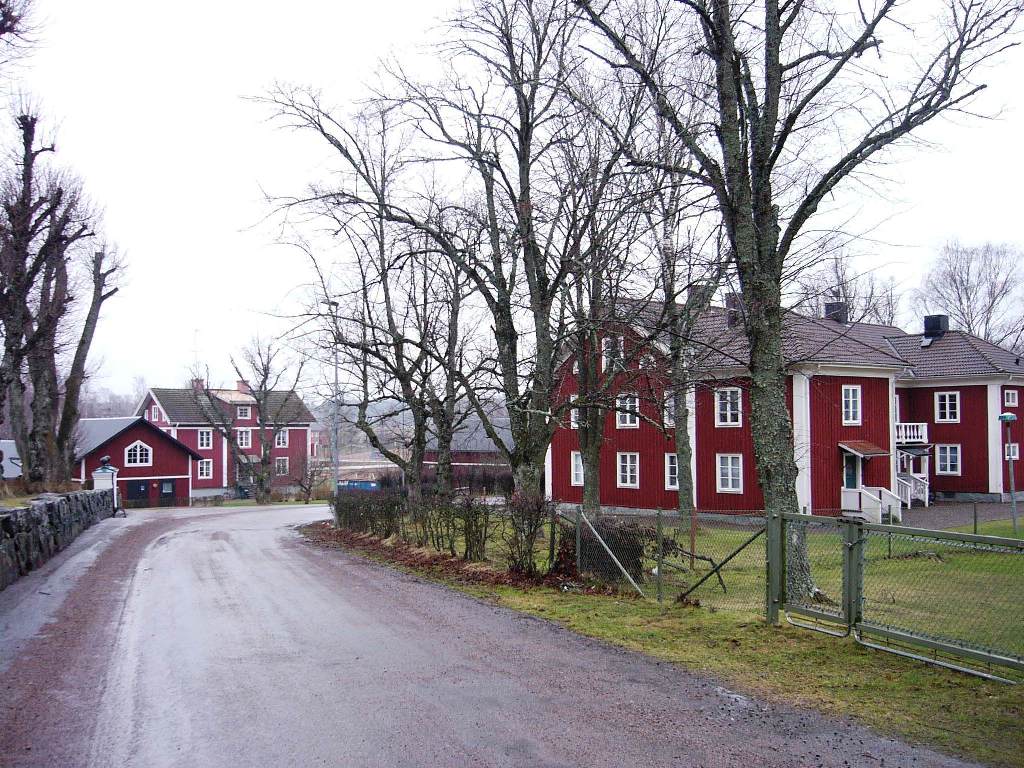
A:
797,252,902,326
191,339,305,504
915,240,1024,350
292,452,330,504
0,111,119,487
577,0,1023,598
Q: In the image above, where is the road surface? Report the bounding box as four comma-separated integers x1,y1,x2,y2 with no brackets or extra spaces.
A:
0,504,974,767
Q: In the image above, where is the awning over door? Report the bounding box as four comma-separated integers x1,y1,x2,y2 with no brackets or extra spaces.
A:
839,440,890,459
897,445,932,457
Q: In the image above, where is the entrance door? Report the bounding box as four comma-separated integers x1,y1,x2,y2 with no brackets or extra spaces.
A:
124,480,148,501
843,453,861,489
158,480,175,506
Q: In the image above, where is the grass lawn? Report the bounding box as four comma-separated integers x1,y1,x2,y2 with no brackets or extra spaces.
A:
313,523,1024,768
951,517,1023,539
462,585,1024,768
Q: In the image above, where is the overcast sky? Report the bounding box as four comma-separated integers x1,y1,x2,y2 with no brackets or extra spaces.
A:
15,1,1024,395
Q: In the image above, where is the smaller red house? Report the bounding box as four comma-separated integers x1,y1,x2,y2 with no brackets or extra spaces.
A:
76,417,202,507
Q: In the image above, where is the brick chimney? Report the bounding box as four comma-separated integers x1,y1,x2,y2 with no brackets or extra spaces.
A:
236,379,251,394
191,377,205,391
724,292,743,328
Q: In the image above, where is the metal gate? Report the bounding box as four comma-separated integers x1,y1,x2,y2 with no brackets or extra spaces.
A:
776,513,1024,682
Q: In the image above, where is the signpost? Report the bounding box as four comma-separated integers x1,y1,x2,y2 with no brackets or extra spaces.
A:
999,412,1018,536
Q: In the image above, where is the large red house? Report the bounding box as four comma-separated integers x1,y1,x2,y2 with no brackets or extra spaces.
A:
76,417,203,506
547,304,1024,519
135,380,315,499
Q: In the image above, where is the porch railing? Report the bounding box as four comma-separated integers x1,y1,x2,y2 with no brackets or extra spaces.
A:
896,422,928,444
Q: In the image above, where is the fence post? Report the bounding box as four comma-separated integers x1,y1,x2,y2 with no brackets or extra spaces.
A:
765,508,784,624
656,508,664,604
575,506,582,575
842,520,865,629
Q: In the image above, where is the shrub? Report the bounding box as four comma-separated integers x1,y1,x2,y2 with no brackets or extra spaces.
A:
501,492,551,577
578,517,648,583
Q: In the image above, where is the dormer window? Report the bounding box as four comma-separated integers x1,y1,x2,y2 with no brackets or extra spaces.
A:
150,405,162,422
125,441,153,467
237,405,251,420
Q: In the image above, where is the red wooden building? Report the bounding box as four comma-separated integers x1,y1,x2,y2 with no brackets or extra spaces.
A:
76,417,202,506
135,380,315,500
547,304,1024,518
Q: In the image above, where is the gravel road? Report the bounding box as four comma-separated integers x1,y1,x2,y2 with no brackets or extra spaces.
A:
0,504,976,768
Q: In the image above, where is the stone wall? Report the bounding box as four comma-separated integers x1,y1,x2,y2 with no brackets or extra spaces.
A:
0,489,115,591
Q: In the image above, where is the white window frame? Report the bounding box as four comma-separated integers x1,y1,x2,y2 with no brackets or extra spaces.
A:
716,453,743,494
1005,443,1020,461
663,396,676,428
569,408,580,429
124,440,153,467
715,387,742,427
197,459,213,479
198,429,213,450
934,391,960,423
616,393,639,429
936,444,962,476
572,360,579,375
616,452,639,489
275,430,289,448
236,428,252,449
237,405,251,420
150,405,162,422
570,451,584,486
602,335,625,372
1005,389,1019,408
274,456,289,476
664,452,679,490
842,384,862,426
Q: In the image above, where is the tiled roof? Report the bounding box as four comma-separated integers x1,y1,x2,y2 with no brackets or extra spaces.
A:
145,388,314,425
690,307,907,371
885,331,1024,380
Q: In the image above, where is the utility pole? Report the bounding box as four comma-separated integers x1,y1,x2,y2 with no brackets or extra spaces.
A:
323,299,341,497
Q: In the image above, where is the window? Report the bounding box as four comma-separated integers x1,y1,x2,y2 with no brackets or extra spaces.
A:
570,451,584,486
572,360,579,375
237,405,251,420
125,441,152,467
616,393,639,428
275,457,289,476
198,429,212,450
665,453,679,490
275,430,289,448
198,459,213,479
150,405,162,422
311,441,318,458
715,387,742,427
1006,389,1019,408
663,396,676,428
716,453,743,493
842,385,862,426
569,408,580,429
935,392,960,423
640,354,656,371
617,452,639,488
936,444,961,475
602,336,624,372
1006,443,1020,461
237,428,251,449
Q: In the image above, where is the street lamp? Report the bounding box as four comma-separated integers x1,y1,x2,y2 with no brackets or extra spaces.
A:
322,299,341,499
998,412,1018,536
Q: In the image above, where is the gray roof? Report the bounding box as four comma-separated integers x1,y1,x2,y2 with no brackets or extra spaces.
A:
690,307,907,371
145,388,314,425
76,417,139,458
885,331,1024,380
0,439,22,479
75,417,203,461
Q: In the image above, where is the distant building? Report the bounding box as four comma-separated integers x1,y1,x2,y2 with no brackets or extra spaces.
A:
135,380,315,498
75,417,202,506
